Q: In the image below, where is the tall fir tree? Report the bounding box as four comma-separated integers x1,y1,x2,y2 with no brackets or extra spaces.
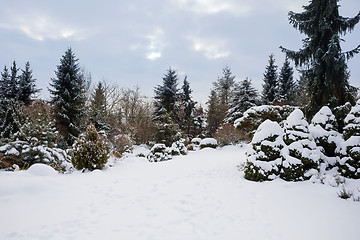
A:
8,61,19,100
262,54,278,104
90,81,108,132
0,66,10,98
278,57,296,105
49,48,86,146
179,76,196,136
227,78,258,123
153,67,180,122
18,62,39,105
280,0,360,118
206,89,222,136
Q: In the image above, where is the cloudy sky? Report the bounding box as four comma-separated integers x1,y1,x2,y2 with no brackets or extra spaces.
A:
0,0,359,104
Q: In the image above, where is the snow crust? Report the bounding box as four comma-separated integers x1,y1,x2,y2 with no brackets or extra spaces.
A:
200,138,218,146
26,163,58,176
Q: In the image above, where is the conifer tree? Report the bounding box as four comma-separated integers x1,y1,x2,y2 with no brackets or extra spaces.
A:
18,62,39,105
179,76,196,136
153,67,180,122
281,0,360,118
90,81,108,132
0,99,21,139
49,48,86,146
278,57,296,105
8,61,19,100
227,78,258,123
206,89,222,136
262,54,278,104
0,66,10,98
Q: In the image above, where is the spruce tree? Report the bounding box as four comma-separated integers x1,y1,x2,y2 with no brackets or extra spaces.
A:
280,0,360,118
49,48,86,146
206,89,222,136
90,81,108,132
0,66,10,98
18,62,39,105
278,57,296,105
179,76,196,136
262,54,278,104
153,67,180,122
8,61,19,100
212,66,236,123
227,78,258,123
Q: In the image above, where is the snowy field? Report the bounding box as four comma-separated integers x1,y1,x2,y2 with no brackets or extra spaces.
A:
0,145,359,240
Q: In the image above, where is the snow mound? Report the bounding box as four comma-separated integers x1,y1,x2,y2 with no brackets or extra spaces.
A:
252,119,283,143
26,164,58,176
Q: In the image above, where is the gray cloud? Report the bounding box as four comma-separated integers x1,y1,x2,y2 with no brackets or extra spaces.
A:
0,0,359,104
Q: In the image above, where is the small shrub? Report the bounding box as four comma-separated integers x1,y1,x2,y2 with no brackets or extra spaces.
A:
71,122,109,171
113,134,132,154
199,138,218,149
214,123,246,146
337,187,353,200
147,144,172,162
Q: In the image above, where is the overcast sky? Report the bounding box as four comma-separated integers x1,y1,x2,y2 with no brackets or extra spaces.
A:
0,0,359,105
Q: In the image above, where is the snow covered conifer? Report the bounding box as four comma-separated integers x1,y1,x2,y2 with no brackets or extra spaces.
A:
90,81,108,132
336,100,360,178
244,120,284,181
206,89,222,136
227,78,258,123
309,107,341,164
281,109,319,181
153,110,182,147
71,122,108,171
18,62,39,105
0,99,21,139
281,0,360,118
153,67,180,122
179,76,196,137
261,54,278,105
49,48,86,146
8,61,19,100
277,58,295,105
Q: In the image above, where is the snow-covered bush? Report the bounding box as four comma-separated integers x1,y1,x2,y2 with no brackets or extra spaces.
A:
71,122,109,171
147,144,172,162
0,102,71,172
170,139,187,155
309,106,341,169
214,123,245,146
191,138,202,145
234,105,296,139
244,120,284,181
281,109,319,181
113,134,132,154
336,100,360,178
199,138,218,149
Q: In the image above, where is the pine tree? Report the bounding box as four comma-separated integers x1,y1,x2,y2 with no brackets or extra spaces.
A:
8,61,19,100
179,76,196,136
262,54,278,104
280,0,360,118
49,48,86,146
227,78,258,123
0,66,10,98
213,66,236,122
90,81,108,132
18,62,39,105
278,57,296,105
206,89,222,136
0,99,21,139
153,67,180,122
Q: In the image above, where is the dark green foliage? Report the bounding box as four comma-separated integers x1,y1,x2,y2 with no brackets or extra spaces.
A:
153,67,180,122
0,99,21,139
8,61,19,99
18,62,39,105
262,54,278,104
90,81,108,132
49,48,86,146
227,78,258,124
213,66,236,107
179,76,196,137
147,144,171,162
281,0,360,119
234,105,296,140
71,122,108,171
278,58,296,105
153,111,182,147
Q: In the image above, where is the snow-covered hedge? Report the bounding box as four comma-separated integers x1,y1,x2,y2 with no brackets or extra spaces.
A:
234,105,296,139
244,102,360,181
147,140,188,162
199,138,218,149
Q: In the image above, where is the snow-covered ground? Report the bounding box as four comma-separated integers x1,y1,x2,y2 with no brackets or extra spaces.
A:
0,145,359,240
